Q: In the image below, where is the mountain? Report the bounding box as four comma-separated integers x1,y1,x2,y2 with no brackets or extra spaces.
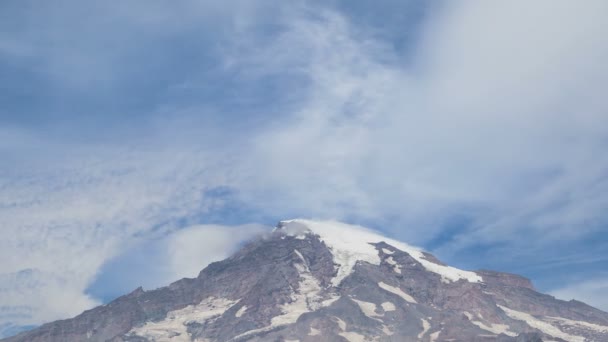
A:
3,219,608,342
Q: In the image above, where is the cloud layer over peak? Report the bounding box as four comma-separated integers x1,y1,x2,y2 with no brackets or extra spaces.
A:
1,0,607,335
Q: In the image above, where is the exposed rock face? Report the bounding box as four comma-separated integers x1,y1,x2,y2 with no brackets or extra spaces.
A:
3,219,608,342
475,270,535,290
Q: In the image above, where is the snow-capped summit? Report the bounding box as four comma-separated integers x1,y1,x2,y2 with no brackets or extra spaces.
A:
4,220,608,342
277,219,483,285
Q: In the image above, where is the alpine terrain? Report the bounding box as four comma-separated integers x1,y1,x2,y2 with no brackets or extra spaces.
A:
3,220,608,342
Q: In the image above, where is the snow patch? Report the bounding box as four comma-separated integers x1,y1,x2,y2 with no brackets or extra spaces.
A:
320,295,341,307
385,256,402,274
546,316,608,333
381,325,394,336
335,317,347,331
378,282,417,304
279,219,482,285
429,330,441,342
235,305,247,318
234,251,338,340
308,327,321,336
271,257,323,326
334,317,367,342
464,311,516,336
294,249,306,262
340,331,367,342
129,296,238,342
351,298,382,318
382,248,394,255
498,305,585,342
381,301,396,312
418,319,431,339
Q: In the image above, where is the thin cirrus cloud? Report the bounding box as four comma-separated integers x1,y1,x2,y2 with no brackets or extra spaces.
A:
0,0,607,336
238,0,608,244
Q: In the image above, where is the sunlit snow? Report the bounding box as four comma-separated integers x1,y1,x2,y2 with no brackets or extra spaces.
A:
279,219,482,286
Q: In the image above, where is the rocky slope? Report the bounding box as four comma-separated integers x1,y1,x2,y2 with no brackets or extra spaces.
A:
3,219,608,342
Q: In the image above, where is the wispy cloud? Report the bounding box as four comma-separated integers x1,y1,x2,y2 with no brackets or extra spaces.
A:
0,144,227,326
230,0,608,248
86,223,269,303
1,0,607,334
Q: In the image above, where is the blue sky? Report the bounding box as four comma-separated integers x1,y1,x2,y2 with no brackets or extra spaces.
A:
1,0,608,336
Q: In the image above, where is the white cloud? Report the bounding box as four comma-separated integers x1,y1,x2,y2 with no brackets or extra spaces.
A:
228,0,608,248
165,224,268,280
0,143,235,330
550,279,608,312
1,0,608,334
0,269,98,326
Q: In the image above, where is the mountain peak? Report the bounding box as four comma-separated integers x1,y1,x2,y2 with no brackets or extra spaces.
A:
3,219,608,342
277,219,483,285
